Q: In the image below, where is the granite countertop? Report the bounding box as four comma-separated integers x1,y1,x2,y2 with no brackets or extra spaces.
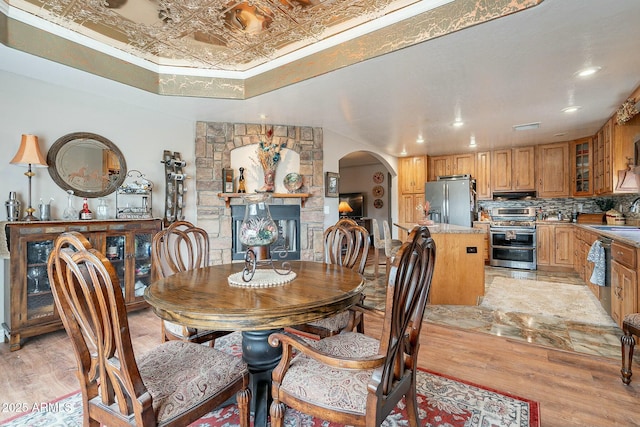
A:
395,222,485,234
575,223,640,248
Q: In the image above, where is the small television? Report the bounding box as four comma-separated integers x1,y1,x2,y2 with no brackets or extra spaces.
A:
339,193,365,218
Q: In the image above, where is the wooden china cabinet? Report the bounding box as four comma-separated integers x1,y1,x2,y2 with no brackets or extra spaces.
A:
3,218,162,351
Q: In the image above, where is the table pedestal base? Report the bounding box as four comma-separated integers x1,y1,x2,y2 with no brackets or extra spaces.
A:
242,329,282,427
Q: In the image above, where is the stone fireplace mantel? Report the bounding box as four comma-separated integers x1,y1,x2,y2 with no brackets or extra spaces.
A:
217,192,311,208
196,122,325,264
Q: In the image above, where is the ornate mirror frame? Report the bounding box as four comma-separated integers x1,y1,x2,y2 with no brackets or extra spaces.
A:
47,132,127,198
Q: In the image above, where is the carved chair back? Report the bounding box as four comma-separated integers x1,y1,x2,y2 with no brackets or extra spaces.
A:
47,231,153,424
152,220,209,279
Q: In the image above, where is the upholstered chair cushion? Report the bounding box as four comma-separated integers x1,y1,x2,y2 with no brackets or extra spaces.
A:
137,340,248,423
624,313,640,328
305,310,350,333
278,332,379,413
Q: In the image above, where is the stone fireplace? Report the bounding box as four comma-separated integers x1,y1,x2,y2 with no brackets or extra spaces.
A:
194,121,325,264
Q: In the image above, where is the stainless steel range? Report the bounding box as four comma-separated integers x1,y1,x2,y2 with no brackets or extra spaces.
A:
489,207,537,270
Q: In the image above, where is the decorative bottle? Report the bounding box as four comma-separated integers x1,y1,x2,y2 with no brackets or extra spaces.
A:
79,198,93,220
238,167,247,193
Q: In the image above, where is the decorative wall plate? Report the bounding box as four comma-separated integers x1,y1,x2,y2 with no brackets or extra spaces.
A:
373,171,384,184
283,172,303,192
374,199,383,209
372,185,384,198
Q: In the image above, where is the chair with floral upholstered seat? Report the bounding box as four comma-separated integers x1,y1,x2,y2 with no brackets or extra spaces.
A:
289,220,370,338
621,313,640,384
152,220,232,346
268,225,435,427
47,231,251,427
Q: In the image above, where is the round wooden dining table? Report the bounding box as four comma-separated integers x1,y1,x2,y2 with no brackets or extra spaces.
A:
144,261,365,427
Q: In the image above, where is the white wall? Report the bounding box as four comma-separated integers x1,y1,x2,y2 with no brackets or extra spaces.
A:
322,129,398,230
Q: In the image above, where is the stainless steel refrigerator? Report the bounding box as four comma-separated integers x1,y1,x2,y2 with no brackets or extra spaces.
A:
425,175,475,227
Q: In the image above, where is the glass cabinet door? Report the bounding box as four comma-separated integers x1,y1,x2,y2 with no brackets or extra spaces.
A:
105,234,127,296
25,240,54,322
133,232,153,298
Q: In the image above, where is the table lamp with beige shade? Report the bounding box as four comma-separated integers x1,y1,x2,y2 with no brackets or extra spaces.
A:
338,200,353,216
10,134,48,221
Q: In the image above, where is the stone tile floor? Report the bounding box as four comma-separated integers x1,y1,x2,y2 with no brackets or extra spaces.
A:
362,265,623,360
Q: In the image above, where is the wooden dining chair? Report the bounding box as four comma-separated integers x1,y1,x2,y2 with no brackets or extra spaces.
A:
621,313,640,384
371,218,385,278
269,225,435,427
151,220,232,345
289,221,370,338
47,231,251,427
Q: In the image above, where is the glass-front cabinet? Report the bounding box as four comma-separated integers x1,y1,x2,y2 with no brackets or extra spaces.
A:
4,219,161,351
572,137,592,196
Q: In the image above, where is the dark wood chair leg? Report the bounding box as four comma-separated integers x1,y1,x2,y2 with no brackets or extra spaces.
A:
621,328,636,385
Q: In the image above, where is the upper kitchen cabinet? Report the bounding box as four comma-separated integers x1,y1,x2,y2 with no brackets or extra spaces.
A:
593,118,613,194
593,115,640,195
453,153,476,177
428,154,475,181
571,137,593,197
492,146,535,192
428,155,450,181
536,142,570,198
475,151,491,200
400,155,427,194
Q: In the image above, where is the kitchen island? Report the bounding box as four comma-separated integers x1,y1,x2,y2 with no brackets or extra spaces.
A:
395,222,485,305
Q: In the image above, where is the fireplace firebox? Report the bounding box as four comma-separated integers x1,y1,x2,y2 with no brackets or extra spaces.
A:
231,204,301,261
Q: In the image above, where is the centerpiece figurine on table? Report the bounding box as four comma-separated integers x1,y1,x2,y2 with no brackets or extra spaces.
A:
229,193,294,286
255,127,286,193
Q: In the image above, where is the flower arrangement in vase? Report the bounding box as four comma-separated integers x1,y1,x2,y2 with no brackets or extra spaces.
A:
256,127,287,192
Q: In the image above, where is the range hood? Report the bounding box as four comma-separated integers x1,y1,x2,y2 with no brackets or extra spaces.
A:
492,191,537,201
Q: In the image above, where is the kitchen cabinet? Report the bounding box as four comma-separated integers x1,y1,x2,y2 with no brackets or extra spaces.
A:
472,221,490,262
398,193,425,241
428,155,450,181
428,153,475,181
611,241,638,327
399,156,427,240
536,223,574,270
593,116,640,195
400,156,427,193
475,151,492,200
571,137,593,196
3,219,162,351
492,146,535,192
536,142,570,198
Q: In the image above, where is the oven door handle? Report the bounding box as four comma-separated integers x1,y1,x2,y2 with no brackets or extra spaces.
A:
491,245,536,251
490,229,536,235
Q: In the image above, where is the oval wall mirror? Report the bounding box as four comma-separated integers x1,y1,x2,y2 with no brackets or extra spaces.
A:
47,132,127,198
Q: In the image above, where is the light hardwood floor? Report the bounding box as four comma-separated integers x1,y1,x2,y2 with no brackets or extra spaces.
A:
1,307,639,426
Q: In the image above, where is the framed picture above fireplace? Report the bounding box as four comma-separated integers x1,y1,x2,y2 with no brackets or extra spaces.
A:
325,172,339,197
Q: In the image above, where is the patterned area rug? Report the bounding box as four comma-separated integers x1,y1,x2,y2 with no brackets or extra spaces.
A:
0,333,539,427
480,276,616,326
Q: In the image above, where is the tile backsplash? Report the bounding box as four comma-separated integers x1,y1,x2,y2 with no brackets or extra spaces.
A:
478,194,640,221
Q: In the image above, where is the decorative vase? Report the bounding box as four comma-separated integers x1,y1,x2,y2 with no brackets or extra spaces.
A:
240,194,278,260
258,169,276,193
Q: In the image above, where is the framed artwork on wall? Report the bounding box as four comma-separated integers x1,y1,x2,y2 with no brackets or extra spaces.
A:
325,172,339,197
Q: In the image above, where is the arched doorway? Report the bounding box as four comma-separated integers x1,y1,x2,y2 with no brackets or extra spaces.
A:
338,151,395,239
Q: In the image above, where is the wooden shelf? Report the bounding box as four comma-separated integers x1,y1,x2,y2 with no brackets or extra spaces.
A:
218,193,311,208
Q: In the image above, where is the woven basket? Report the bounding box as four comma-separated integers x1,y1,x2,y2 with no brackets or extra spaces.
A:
606,216,626,225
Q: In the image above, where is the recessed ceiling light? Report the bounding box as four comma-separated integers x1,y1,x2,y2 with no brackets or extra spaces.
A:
400,148,407,156
513,122,541,131
562,106,582,113
469,135,477,147
416,135,424,144
576,66,601,77
554,132,567,137
452,119,464,127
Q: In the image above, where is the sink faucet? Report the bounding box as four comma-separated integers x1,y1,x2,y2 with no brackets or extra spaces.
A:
630,197,640,213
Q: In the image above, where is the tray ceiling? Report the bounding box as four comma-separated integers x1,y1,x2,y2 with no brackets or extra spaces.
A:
8,0,427,71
